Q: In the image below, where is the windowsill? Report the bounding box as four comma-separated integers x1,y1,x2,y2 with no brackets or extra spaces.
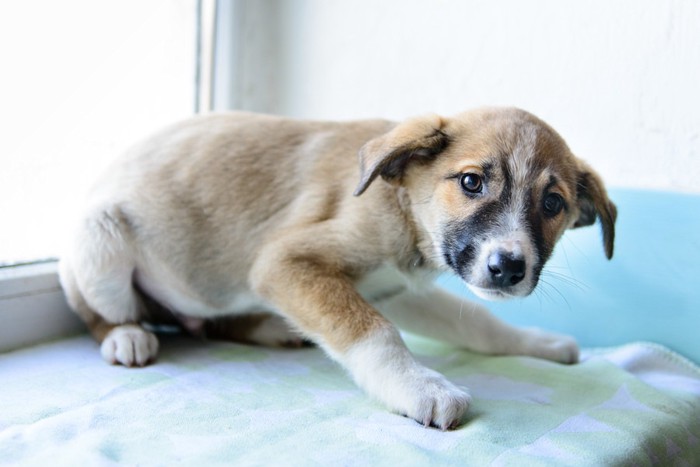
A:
0,261,85,353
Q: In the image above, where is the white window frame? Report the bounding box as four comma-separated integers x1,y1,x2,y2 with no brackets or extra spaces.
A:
0,262,84,352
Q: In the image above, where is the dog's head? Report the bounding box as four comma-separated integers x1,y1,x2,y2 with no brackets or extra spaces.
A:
354,107,616,300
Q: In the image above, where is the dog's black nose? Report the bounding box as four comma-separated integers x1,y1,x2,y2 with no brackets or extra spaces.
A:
487,252,526,287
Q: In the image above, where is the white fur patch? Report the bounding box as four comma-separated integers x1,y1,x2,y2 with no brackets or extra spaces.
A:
134,259,266,318
100,325,159,367
341,327,471,429
355,263,436,303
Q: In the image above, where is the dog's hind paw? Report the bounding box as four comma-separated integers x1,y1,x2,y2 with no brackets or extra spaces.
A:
247,314,306,348
100,324,159,367
519,327,579,364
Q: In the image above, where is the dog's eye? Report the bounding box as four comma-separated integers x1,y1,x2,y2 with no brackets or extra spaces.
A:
543,193,565,217
460,173,483,194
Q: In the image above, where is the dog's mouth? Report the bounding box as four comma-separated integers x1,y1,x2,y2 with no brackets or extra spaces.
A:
464,284,524,301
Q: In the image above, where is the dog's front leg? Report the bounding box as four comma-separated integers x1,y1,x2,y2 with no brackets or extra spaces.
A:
377,287,579,364
250,240,470,429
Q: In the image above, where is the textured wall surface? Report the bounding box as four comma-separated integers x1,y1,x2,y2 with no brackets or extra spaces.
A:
249,0,700,193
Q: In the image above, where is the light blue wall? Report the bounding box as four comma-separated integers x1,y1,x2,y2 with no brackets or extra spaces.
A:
439,189,700,364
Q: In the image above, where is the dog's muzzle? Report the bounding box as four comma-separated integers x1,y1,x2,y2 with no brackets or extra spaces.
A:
442,221,538,300
453,236,538,301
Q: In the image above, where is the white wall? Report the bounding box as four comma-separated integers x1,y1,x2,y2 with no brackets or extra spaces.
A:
230,0,700,194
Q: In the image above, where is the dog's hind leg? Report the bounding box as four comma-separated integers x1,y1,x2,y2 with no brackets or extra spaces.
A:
204,313,307,348
59,206,158,367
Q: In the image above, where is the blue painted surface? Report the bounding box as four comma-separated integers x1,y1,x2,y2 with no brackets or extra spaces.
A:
438,188,700,364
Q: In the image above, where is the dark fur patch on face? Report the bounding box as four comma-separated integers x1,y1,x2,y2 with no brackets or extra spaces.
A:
525,192,547,279
532,176,565,267
498,157,514,206
442,199,504,278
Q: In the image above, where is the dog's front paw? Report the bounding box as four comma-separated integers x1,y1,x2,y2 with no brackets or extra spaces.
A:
345,328,471,429
100,325,159,367
396,368,472,430
520,327,579,364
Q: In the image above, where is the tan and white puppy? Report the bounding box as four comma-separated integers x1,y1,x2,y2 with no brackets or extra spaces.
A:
59,107,616,430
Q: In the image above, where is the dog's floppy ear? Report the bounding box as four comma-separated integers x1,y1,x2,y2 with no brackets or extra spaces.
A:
353,114,450,196
572,159,617,259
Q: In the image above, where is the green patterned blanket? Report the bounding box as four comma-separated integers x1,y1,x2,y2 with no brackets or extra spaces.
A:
1,335,698,466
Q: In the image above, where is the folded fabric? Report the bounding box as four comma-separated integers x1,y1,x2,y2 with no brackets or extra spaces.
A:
1,335,698,465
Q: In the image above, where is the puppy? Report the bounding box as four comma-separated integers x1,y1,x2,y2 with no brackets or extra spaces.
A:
59,107,616,430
